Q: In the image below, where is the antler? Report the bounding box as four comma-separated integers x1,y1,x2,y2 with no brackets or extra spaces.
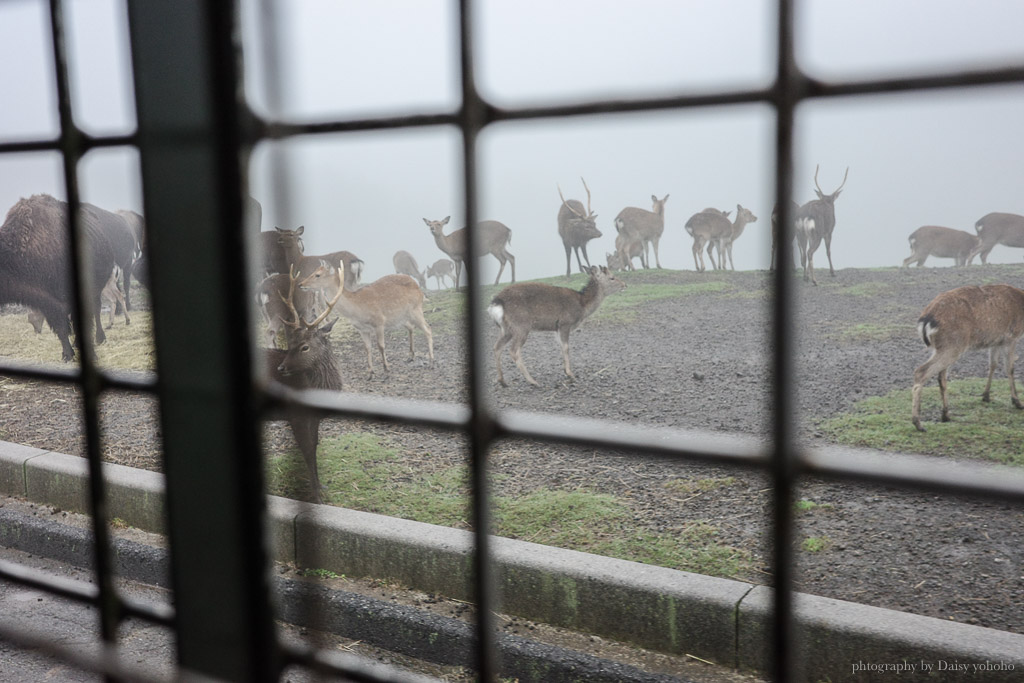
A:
814,165,850,195
278,265,305,329
304,260,346,329
580,177,594,217
835,166,850,193
558,184,587,219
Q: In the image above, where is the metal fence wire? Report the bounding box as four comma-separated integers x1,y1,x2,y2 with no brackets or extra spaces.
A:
0,0,1023,681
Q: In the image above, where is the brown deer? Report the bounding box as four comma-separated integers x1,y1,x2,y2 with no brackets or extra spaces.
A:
255,272,319,348
967,212,1024,264
298,260,434,376
902,226,980,268
614,194,669,269
393,250,427,289
795,165,848,285
609,231,644,271
423,216,515,287
708,205,757,271
425,258,456,290
488,265,626,387
557,178,602,278
260,226,305,277
685,207,753,272
263,266,345,503
911,284,1024,432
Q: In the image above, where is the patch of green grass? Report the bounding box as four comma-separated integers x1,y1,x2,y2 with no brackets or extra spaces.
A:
838,281,892,297
267,433,752,577
300,568,342,579
819,378,1024,466
802,536,831,553
595,280,731,323
795,499,833,513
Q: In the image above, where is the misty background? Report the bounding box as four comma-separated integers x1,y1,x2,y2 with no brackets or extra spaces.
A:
1,0,1023,285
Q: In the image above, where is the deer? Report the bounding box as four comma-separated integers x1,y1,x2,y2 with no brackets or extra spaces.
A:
425,258,456,290
260,226,305,277
393,250,427,289
911,284,1024,432
488,265,626,387
614,194,669,269
967,212,1024,264
263,266,346,503
298,260,434,377
685,207,755,272
609,231,644,272
902,226,980,268
557,178,602,278
705,205,757,271
795,165,849,285
423,216,515,287
255,271,319,348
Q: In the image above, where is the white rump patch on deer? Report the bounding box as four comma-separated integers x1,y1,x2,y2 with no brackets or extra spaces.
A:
917,319,938,345
487,302,504,327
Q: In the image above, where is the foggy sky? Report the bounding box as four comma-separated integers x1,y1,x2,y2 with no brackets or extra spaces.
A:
2,0,1023,285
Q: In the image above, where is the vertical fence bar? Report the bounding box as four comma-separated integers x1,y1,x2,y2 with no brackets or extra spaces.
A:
456,0,499,679
771,1,798,679
45,0,122,658
124,1,278,680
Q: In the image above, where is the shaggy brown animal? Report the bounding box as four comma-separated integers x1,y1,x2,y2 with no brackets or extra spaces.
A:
0,194,116,361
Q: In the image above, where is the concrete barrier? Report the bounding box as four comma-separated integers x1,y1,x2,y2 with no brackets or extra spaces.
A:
2,440,1022,681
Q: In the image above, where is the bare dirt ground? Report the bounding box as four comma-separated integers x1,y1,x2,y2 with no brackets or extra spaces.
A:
1,263,1023,645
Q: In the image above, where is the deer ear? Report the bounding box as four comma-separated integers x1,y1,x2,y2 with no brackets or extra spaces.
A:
295,226,304,235
320,318,338,334
442,216,450,225
651,195,657,203
422,218,430,226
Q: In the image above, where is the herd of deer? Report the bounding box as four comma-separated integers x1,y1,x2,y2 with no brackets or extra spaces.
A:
2,180,1024,501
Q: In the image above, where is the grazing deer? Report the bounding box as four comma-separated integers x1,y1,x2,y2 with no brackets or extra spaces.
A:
967,212,1024,264
291,250,364,292
686,207,753,272
260,226,305,277
299,260,434,376
911,284,1024,432
393,250,427,289
263,267,345,503
423,216,515,287
902,226,980,268
610,231,644,271
256,272,319,348
795,165,848,285
614,194,669,269
425,258,456,290
557,178,602,278
770,201,799,271
488,265,626,387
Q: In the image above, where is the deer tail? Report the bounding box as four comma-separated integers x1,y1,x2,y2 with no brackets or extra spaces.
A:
917,314,938,347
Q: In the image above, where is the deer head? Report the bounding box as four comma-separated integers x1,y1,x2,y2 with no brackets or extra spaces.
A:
813,165,849,204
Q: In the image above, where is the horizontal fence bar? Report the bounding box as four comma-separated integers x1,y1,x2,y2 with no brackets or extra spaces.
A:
0,132,137,155
280,642,438,683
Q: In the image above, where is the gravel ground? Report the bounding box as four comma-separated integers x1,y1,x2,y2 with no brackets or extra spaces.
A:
1,264,1023,639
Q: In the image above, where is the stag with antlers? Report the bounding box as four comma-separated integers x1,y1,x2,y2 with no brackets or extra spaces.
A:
557,178,602,278
263,265,345,503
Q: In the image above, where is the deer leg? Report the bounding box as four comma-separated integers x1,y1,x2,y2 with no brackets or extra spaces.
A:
509,333,539,386
558,327,575,380
493,328,514,386
375,327,390,372
693,239,705,272
506,249,515,283
580,245,592,271
938,369,953,421
651,237,662,269
405,324,416,360
123,262,133,312
563,245,573,278
913,349,956,430
1006,344,1022,409
492,255,507,285
982,347,998,402
93,296,107,346
706,242,717,270
825,234,836,277
289,415,324,503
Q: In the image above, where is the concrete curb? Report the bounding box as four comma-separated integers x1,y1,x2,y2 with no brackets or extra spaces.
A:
2,440,1023,681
